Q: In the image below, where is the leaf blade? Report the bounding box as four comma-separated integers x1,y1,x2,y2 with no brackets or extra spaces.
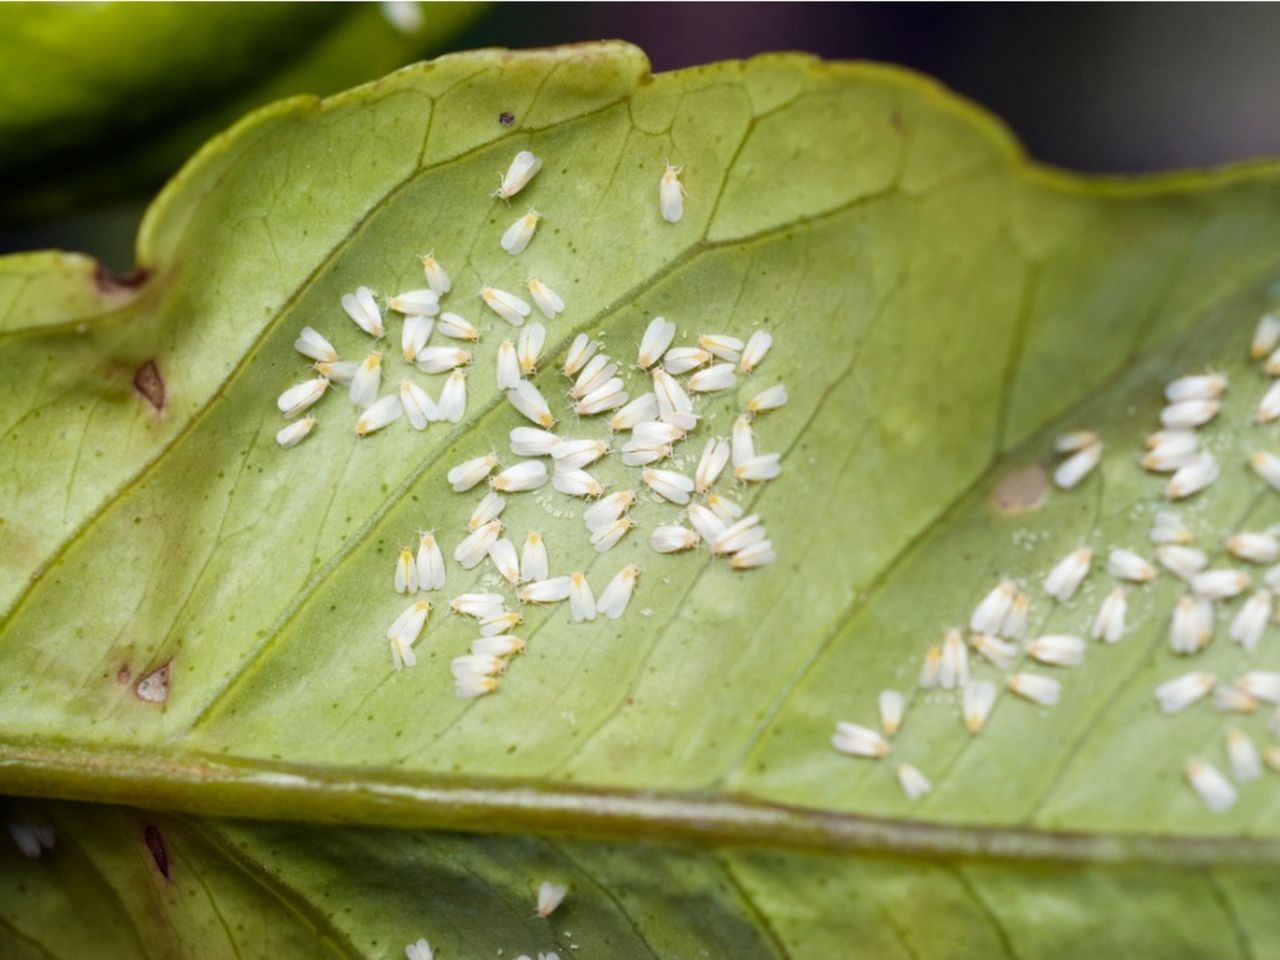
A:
3,42,1280,859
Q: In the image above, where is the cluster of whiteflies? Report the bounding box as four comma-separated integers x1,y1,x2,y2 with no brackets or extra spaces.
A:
273,151,692,449
276,265,475,447
1132,311,1280,498
1155,669,1280,811
403,881,566,960
385,514,641,699
426,317,784,691
830,565,1066,802
832,314,1280,809
831,523,1278,807
1248,312,1280,488
1144,372,1227,499
278,150,786,684
1055,368,1232,497
1050,429,1103,490
272,151,564,448
1133,317,1280,810
474,315,783,569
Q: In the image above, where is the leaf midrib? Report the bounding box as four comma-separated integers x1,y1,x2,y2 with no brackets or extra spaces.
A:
6,740,1280,867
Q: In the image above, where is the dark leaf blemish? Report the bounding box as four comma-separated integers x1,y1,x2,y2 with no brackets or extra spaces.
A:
133,360,165,411
93,264,150,295
135,661,170,703
143,824,169,879
499,111,514,126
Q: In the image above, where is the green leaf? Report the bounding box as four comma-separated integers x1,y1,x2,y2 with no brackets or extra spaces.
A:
4,40,1280,871
5,799,1280,958
0,2,484,221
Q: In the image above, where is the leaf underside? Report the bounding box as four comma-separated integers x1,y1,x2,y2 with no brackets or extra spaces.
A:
4,799,1280,960
5,41,1280,952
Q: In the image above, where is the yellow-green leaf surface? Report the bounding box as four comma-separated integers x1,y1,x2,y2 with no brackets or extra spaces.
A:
4,42,1280,865
0,1,483,221
5,800,1280,959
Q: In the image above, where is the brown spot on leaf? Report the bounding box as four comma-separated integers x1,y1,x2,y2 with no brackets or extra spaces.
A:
116,664,132,685
133,360,165,411
143,824,169,879
990,463,1050,515
94,264,149,295
499,111,514,126
135,662,170,704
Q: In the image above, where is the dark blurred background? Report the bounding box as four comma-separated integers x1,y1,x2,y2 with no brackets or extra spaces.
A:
6,2,1280,272
479,3,1280,174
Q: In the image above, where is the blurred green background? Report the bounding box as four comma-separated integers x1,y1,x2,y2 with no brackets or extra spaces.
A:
3,2,1280,273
